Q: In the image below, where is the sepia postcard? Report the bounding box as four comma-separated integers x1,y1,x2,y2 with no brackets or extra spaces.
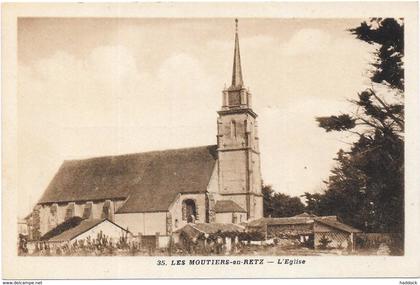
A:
2,2,420,279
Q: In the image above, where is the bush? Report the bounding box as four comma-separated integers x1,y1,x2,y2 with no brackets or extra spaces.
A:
318,235,332,249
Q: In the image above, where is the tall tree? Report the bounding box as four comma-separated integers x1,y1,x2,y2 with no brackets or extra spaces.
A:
263,185,305,218
313,18,404,233
262,184,275,217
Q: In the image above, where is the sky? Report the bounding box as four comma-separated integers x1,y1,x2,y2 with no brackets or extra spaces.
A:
17,18,374,218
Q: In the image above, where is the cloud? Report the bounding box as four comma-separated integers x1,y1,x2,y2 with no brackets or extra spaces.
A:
17,21,375,218
18,46,219,217
258,96,355,196
279,29,333,56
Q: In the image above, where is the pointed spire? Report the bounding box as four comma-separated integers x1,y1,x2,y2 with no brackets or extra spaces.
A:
231,18,243,88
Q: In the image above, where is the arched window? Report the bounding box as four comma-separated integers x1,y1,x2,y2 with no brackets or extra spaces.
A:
231,120,237,138
101,200,112,220
83,202,93,219
65,202,75,220
48,204,58,229
182,199,197,223
50,203,58,217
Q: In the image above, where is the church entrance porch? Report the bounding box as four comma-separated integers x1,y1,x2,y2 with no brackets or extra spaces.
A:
182,199,197,223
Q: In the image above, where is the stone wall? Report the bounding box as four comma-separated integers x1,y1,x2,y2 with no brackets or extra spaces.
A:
218,150,247,195
217,107,263,221
206,164,219,223
216,193,263,220
215,212,247,224
114,212,167,236
216,194,247,215
250,151,262,196
34,199,125,237
251,195,263,220
169,193,206,230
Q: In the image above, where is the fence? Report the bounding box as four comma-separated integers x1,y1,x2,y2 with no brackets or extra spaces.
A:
354,233,403,255
18,232,169,256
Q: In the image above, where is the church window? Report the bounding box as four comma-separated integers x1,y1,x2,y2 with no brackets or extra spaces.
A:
82,202,93,219
101,200,112,219
50,204,58,216
182,199,197,223
48,203,58,229
231,120,237,138
65,203,75,220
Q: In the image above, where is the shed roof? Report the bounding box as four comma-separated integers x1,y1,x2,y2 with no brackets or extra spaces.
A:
192,223,245,233
214,200,246,213
38,145,217,213
293,212,318,218
116,145,217,213
48,219,128,242
175,223,245,239
247,215,361,234
40,216,84,241
247,217,314,227
315,219,361,233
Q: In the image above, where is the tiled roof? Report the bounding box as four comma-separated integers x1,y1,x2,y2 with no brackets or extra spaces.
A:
247,215,361,233
38,145,217,212
293,212,318,218
40,216,84,241
247,217,314,227
116,146,217,213
48,219,104,242
315,219,361,233
314,215,339,222
175,223,245,238
214,200,246,213
192,223,245,233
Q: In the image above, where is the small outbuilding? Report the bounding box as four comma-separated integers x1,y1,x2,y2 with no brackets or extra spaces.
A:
214,200,247,224
313,217,361,250
45,218,131,245
247,213,361,250
173,223,245,254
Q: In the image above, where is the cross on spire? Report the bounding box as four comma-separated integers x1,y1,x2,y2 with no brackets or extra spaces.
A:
231,18,243,89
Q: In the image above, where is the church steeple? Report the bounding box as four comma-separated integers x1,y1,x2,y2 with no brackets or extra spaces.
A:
231,19,243,89
221,19,253,110
216,19,263,221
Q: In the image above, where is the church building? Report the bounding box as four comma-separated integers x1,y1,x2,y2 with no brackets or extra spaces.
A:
30,20,263,240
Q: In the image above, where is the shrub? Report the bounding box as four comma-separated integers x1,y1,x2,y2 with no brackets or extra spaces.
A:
318,235,332,249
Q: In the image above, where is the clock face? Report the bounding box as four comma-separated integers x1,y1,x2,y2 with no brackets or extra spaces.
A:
228,91,241,106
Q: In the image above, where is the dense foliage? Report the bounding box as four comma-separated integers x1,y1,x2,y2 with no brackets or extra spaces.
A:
311,18,404,234
263,19,404,235
263,184,305,218
350,18,404,90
